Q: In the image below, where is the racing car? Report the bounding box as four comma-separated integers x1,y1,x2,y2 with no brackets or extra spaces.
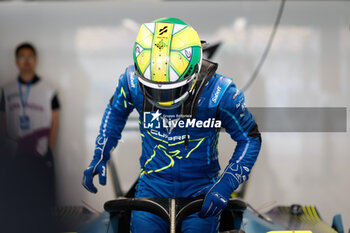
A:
56,189,344,233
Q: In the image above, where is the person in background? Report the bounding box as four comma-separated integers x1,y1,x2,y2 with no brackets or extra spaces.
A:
0,42,60,233
1,42,59,158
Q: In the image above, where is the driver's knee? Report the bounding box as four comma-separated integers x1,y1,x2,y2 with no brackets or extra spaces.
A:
130,210,169,233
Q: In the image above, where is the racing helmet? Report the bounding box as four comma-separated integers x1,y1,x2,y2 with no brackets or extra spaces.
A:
133,18,202,109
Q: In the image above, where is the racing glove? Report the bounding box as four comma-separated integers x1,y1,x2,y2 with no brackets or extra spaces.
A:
197,163,249,218
82,135,117,193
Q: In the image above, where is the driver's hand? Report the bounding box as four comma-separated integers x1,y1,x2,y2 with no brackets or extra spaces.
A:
197,163,249,218
82,161,107,193
82,136,116,193
197,183,229,218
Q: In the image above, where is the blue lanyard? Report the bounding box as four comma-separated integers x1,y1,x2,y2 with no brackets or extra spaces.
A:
18,76,32,113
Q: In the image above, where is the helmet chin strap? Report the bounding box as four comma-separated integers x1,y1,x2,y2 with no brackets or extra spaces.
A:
141,59,218,119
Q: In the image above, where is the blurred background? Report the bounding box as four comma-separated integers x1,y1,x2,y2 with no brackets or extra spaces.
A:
0,0,349,231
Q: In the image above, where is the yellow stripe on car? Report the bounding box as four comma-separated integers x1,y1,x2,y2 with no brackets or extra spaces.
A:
267,231,312,233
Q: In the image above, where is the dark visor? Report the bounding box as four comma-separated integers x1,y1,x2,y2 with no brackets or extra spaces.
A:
135,68,195,103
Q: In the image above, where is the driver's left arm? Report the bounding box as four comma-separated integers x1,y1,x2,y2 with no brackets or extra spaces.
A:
199,85,261,218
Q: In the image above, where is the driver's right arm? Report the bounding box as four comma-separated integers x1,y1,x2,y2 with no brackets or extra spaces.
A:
82,69,135,193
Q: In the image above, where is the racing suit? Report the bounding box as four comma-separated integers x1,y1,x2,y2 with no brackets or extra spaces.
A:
94,64,261,233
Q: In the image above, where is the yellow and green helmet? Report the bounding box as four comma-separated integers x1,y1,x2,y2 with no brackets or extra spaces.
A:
133,18,202,109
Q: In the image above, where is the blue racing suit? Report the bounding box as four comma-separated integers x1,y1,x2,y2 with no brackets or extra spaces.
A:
84,65,261,233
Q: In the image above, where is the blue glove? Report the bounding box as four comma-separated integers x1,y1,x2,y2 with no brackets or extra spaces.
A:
197,163,250,218
82,135,117,193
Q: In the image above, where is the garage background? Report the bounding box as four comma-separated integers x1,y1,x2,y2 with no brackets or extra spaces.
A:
0,0,349,230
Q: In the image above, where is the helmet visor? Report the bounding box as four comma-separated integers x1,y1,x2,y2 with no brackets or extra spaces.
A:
135,68,196,108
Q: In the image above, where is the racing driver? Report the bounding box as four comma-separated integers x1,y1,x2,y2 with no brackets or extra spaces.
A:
82,18,261,233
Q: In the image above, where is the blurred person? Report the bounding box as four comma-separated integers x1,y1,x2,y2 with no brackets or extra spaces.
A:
82,18,261,233
1,42,60,158
0,42,60,233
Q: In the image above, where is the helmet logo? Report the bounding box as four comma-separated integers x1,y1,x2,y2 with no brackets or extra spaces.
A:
159,26,168,35
135,45,141,57
155,39,167,50
185,49,192,59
